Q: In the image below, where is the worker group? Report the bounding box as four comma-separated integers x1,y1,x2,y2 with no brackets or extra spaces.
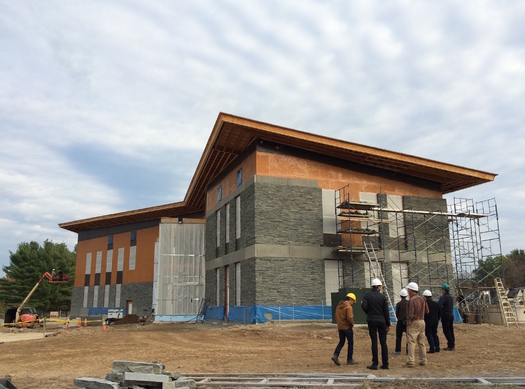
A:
332,279,455,369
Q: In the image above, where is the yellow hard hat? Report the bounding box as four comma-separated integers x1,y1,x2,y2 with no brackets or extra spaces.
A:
346,292,356,301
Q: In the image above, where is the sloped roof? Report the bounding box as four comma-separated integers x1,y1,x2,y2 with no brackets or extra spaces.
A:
59,112,496,233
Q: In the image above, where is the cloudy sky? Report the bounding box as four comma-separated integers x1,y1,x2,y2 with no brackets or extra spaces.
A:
1,1,524,276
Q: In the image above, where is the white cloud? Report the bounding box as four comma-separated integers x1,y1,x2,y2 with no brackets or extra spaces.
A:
1,0,524,274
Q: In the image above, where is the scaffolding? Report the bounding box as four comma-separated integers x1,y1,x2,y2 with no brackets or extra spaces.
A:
334,187,503,320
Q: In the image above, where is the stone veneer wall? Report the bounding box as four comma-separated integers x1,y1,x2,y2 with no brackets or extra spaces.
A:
69,282,152,318
205,176,326,307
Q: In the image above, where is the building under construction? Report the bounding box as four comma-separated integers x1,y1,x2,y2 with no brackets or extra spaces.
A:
334,186,519,326
61,113,514,324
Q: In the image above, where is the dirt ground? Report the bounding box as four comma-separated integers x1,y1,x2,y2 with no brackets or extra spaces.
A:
1,320,524,388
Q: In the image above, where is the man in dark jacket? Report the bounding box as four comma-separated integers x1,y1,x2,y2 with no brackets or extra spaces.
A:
361,278,391,370
423,289,441,353
332,292,358,366
438,283,455,350
395,288,409,355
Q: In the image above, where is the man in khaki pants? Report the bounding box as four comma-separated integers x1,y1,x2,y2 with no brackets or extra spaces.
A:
404,282,429,367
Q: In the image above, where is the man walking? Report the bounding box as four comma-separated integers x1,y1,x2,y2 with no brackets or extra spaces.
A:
438,283,455,351
405,282,428,368
395,288,409,355
331,292,358,366
423,290,441,353
361,278,391,370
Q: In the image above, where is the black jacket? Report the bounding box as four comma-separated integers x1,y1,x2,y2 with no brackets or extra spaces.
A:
361,288,391,326
424,298,441,325
438,292,454,317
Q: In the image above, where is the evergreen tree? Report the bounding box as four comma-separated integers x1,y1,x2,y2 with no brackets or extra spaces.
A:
0,240,76,314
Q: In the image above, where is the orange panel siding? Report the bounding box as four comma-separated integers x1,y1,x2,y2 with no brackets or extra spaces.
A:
256,151,442,198
74,225,159,287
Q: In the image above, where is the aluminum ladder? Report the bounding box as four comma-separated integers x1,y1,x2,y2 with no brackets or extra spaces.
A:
364,241,396,323
494,277,518,327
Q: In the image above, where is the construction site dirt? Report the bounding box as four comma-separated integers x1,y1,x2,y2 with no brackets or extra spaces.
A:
1,321,524,388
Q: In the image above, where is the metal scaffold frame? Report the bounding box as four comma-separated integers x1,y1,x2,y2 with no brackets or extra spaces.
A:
334,187,503,321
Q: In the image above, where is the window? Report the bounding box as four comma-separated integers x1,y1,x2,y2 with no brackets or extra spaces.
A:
95,251,102,285
83,286,89,307
115,284,121,307
104,285,110,307
236,168,242,187
216,210,221,248
235,262,241,306
215,269,220,306
93,285,99,308
218,186,222,202
235,196,241,240
225,203,230,244
85,253,92,287
129,246,136,270
130,231,137,246
108,236,113,250
106,249,113,284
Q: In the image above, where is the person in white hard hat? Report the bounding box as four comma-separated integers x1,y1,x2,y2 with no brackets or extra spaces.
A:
404,282,429,368
361,278,391,370
394,288,409,355
423,290,441,353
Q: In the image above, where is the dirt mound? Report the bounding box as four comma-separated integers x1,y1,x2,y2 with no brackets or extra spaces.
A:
113,314,140,325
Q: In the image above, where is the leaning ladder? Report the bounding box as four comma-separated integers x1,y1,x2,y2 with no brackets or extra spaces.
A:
364,241,397,323
494,277,519,327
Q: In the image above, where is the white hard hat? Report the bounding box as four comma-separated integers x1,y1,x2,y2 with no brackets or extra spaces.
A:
423,290,432,297
371,278,382,287
406,282,419,292
400,288,408,297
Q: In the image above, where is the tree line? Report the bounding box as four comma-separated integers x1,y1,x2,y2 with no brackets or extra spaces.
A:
0,240,76,315
475,249,525,288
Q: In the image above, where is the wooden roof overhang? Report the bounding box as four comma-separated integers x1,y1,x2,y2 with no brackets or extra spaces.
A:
59,113,496,233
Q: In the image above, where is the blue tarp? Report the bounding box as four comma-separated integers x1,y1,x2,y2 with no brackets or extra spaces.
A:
207,304,464,323
205,305,225,320
205,305,331,323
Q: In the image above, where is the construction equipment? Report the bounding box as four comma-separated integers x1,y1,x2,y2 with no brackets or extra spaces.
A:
8,271,69,328
494,277,519,327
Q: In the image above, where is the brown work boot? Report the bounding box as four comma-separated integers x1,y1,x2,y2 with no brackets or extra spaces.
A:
331,355,340,366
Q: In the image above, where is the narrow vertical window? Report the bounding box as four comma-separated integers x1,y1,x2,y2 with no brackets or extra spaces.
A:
216,210,221,248
106,249,113,284
85,253,92,287
108,236,113,250
129,246,136,270
117,248,124,284
215,269,220,306
93,285,99,308
218,186,222,202
235,196,241,240
104,285,110,307
235,262,241,306
95,251,102,285
83,286,89,307
225,203,230,244
236,168,242,187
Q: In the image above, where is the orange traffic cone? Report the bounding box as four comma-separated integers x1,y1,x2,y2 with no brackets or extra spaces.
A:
103,320,106,331
84,318,87,327
78,318,81,327
66,320,69,329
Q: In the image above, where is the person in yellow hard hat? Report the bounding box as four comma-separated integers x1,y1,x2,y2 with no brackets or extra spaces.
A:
331,292,358,366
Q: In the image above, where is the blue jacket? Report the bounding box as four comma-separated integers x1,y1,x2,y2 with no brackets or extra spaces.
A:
438,292,454,317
